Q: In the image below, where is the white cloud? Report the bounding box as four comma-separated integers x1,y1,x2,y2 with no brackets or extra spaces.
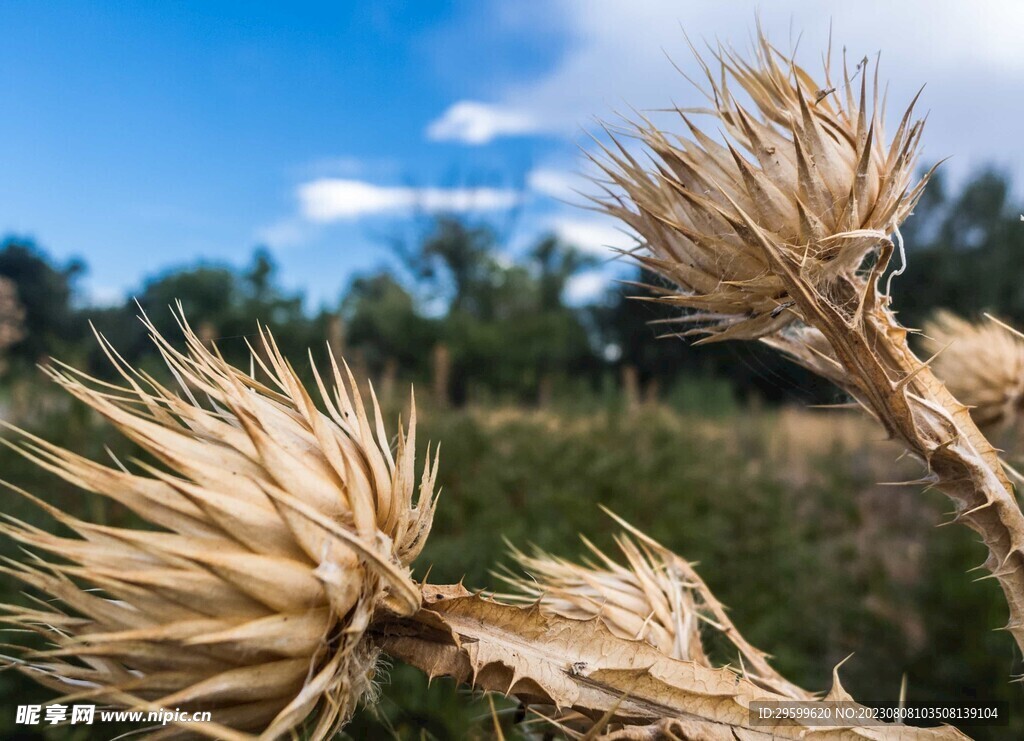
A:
84,284,124,307
447,1,1024,177
298,178,520,222
565,270,609,304
549,216,637,256
527,169,586,200
426,101,542,144
257,178,522,248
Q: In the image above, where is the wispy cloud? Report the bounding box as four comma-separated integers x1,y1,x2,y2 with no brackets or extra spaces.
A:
85,284,125,307
298,155,404,180
442,1,1024,178
549,216,636,256
254,218,314,249
565,270,609,304
527,169,587,200
426,101,542,144
304,155,366,178
298,178,521,222
256,177,522,248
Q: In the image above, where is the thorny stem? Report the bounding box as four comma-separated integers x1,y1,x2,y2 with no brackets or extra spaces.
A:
371,585,965,739
755,227,1024,660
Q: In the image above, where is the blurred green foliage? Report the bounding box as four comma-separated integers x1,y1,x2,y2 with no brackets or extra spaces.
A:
895,169,1024,328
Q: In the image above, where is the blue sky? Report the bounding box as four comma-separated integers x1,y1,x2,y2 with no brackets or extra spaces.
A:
2,1,1023,308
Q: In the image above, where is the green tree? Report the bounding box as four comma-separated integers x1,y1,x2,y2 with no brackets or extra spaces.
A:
91,249,315,378
531,234,597,311
342,272,436,379
403,217,506,318
894,168,1024,326
0,238,85,367
384,217,602,402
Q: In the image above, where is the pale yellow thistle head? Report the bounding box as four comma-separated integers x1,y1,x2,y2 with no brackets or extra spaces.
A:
501,532,709,665
499,510,811,701
0,309,438,739
923,310,1024,431
594,29,932,342
0,275,26,355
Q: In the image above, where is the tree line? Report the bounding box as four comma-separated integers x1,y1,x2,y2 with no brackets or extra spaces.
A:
0,168,1021,406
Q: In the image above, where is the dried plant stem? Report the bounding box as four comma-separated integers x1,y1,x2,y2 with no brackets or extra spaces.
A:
372,585,966,739
760,234,1024,656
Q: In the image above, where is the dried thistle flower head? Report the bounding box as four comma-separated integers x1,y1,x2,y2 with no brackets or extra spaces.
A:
500,509,810,701
595,30,931,342
502,532,708,664
0,275,26,354
0,310,438,739
923,310,1024,431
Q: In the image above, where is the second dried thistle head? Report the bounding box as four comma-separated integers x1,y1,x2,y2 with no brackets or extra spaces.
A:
595,31,932,342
